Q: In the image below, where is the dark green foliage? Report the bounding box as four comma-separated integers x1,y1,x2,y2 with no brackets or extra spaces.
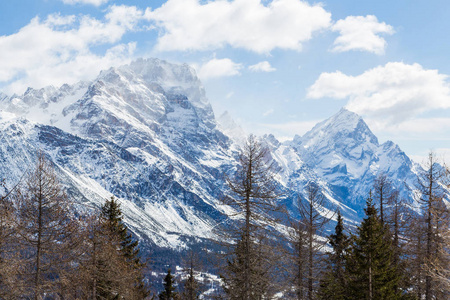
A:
222,234,252,299
182,267,199,300
100,197,150,299
346,196,403,300
318,211,350,300
222,232,273,300
182,253,200,300
159,269,179,300
101,196,139,262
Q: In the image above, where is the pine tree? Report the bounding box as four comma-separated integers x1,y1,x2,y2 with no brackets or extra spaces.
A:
223,232,273,300
182,266,199,300
181,251,200,300
97,197,149,299
159,269,179,300
318,211,350,300
346,195,402,300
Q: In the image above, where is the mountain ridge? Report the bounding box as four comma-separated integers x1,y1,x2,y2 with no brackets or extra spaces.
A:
0,58,424,251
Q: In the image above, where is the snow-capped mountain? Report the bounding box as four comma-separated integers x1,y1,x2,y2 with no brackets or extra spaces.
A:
287,108,418,211
0,58,423,252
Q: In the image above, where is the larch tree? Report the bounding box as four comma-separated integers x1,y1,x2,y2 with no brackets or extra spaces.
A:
221,134,280,300
291,181,332,300
415,152,450,300
14,153,78,299
0,181,22,298
373,174,392,226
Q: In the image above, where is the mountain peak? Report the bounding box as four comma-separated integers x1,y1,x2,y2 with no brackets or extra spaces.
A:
217,111,246,144
301,108,378,149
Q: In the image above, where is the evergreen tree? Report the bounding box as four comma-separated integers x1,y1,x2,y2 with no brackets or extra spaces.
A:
223,232,272,300
99,197,149,299
159,269,179,300
181,251,200,300
318,211,350,300
101,197,140,262
182,266,199,300
346,195,402,300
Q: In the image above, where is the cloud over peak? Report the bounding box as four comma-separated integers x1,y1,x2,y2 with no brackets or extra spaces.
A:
145,0,332,53
308,62,450,122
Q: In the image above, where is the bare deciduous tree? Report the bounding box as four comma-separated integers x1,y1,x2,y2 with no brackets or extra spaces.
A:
14,153,78,299
414,152,450,300
221,134,280,300
0,181,23,298
290,182,332,300
373,174,392,226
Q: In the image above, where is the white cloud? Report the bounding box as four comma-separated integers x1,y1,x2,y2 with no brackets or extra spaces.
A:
145,0,332,53
0,5,144,94
61,0,109,6
249,61,276,72
308,62,450,123
263,109,274,117
331,15,394,54
197,58,243,80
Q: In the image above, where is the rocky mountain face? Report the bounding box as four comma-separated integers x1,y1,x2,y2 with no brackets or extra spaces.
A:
0,58,422,253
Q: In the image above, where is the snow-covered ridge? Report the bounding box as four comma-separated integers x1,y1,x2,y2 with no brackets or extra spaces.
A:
0,58,422,250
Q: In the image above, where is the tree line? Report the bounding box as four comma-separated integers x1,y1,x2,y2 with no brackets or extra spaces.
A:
0,153,149,299
1,138,449,299
217,136,450,300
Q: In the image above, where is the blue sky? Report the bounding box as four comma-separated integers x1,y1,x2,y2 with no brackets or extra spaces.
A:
1,0,450,162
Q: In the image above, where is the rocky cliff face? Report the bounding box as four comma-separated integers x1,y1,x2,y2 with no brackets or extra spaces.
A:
0,58,423,250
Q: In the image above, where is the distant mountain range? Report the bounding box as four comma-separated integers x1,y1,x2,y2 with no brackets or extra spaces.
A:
0,58,423,253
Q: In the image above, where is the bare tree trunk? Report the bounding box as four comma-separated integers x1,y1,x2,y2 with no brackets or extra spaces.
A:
14,152,79,298
369,256,372,300
414,152,450,300
34,183,43,300
292,182,332,300
308,202,313,300
222,135,280,300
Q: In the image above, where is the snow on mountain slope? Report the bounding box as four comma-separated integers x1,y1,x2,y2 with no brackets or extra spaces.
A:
289,108,419,210
217,111,247,145
0,59,237,249
0,112,228,249
0,58,425,250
